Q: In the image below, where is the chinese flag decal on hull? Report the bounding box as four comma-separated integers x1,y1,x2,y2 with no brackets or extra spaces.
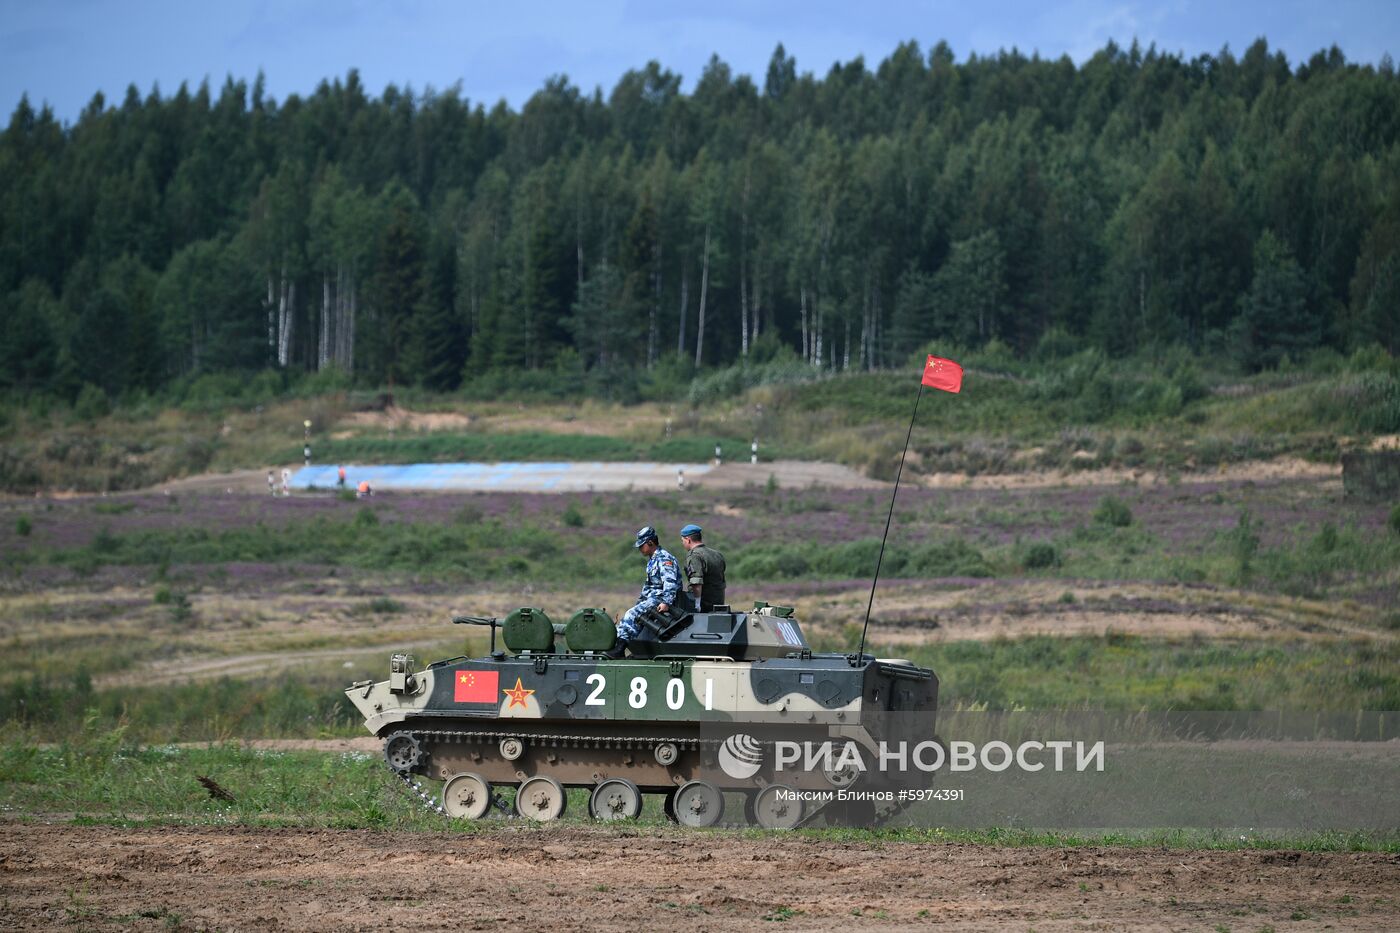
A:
454,669,499,703
922,355,964,393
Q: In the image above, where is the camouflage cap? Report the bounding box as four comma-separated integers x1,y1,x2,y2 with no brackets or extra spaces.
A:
634,525,659,548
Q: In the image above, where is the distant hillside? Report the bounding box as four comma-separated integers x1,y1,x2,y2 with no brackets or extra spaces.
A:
0,347,1394,494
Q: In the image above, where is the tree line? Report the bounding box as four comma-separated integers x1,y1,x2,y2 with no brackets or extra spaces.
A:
1,38,1398,403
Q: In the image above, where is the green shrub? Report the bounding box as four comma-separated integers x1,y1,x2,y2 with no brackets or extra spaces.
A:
73,383,110,421
244,369,287,403
1226,509,1260,583
1021,542,1059,569
90,526,120,554
635,355,696,401
15,516,31,537
1313,522,1339,553
1093,496,1133,527
775,551,810,577
167,591,193,627
178,372,249,411
1031,326,1083,362
1389,504,1400,536
152,585,172,605
357,597,404,614
1324,373,1400,433
561,501,586,528
1256,521,1386,599
686,350,820,405
906,539,992,577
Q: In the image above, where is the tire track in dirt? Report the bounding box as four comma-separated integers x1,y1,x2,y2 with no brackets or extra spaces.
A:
0,823,1394,931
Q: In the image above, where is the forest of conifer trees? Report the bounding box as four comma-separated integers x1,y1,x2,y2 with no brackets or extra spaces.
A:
1,38,1397,404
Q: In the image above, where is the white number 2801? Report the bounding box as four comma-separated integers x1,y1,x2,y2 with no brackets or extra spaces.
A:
581,673,714,710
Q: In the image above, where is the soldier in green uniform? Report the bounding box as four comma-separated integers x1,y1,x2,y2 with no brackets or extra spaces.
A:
680,523,727,612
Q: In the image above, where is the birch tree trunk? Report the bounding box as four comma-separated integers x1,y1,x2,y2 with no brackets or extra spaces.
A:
333,262,357,374
874,286,883,369
346,275,357,374
320,275,331,370
677,263,689,356
522,222,533,369
694,226,711,368
739,170,750,358
799,285,809,362
739,258,748,358
575,190,585,289
266,275,276,356
815,221,831,369
334,265,343,369
752,272,761,342
277,278,295,367
337,265,347,369
859,282,869,370
648,235,660,367
277,273,287,366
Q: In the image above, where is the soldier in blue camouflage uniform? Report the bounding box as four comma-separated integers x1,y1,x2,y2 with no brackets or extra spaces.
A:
616,525,680,648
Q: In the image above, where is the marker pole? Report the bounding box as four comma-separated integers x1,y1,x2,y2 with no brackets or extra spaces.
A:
857,381,924,660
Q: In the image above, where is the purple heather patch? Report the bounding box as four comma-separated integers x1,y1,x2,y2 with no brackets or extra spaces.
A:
0,476,1391,578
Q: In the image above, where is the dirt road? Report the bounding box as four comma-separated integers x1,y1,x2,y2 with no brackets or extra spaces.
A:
145,455,1340,497
0,823,1394,931
153,459,884,496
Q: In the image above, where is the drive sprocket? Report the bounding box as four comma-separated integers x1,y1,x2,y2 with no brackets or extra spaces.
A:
383,731,425,774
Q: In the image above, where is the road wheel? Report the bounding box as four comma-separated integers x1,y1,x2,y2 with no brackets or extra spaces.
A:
752,784,803,829
442,773,492,820
515,775,567,822
672,780,724,827
589,778,642,821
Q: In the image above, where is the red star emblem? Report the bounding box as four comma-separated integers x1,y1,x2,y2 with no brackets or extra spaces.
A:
502,677,535,709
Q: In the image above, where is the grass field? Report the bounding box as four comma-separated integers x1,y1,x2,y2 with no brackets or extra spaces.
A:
2,737,1394,852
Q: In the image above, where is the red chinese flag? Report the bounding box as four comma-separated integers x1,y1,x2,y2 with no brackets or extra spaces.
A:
454,669,499,703
921,355,963,393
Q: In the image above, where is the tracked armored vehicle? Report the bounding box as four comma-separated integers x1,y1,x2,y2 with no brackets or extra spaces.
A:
347,602,938,828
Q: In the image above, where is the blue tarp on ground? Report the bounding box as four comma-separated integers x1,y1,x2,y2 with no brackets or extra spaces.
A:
291,461,712,492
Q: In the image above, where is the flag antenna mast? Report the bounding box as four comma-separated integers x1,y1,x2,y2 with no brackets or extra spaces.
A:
856,381,924,661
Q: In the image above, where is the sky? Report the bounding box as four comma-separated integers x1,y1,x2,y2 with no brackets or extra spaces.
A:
2,0,1397,123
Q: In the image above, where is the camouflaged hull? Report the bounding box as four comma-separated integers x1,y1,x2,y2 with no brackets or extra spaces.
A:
346,605,939,825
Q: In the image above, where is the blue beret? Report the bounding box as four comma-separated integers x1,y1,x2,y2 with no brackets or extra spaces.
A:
680,523,702,537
